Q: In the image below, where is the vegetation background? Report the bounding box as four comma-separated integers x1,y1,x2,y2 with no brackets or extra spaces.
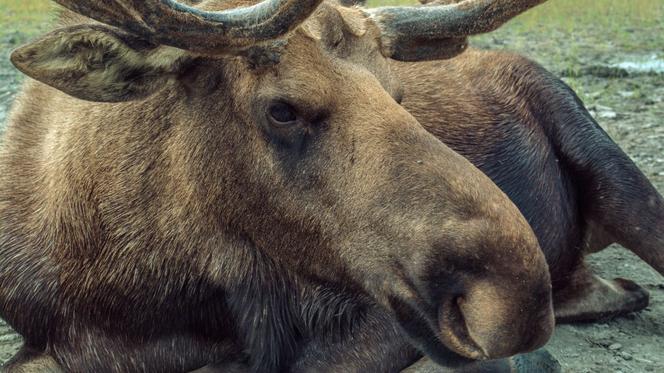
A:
0,0,663,372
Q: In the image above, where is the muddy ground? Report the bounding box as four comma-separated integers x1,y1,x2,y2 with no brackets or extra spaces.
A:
0,8,663,373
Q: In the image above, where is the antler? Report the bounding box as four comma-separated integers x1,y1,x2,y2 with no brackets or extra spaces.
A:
53,0,325,53
368,0,547,61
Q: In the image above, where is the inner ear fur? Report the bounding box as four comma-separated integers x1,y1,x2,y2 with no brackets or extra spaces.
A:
11,24,191,102
303,4,368,48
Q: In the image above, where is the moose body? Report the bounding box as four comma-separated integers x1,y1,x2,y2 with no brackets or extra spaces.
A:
0,0,557,372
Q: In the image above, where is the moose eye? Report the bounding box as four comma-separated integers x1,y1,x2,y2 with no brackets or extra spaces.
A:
268,102,297,125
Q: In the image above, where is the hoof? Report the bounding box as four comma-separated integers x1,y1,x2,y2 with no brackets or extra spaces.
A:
555,270,650,323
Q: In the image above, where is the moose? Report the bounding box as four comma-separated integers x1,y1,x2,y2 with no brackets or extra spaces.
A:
0,0,558,372
318,0,664,367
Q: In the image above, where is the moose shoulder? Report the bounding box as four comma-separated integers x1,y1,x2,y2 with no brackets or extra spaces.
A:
0,0,554,372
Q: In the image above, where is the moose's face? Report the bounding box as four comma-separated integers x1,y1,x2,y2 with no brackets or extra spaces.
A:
11,0,553,365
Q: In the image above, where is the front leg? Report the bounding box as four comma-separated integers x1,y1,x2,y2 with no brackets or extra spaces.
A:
554,262,649,323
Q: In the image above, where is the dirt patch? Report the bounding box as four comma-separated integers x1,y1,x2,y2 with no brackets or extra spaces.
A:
0,8,663,373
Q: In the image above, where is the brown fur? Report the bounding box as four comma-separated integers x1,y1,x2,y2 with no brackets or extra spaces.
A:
0,2,554,372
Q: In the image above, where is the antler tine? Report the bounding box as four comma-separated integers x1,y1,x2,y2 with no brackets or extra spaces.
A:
53,0,324,53
368,0,547,61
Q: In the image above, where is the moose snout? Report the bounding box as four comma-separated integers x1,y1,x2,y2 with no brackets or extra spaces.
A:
437,278,555,360
430,203,555,361
389,249,555,367
392,215,556,364
362,114,556,364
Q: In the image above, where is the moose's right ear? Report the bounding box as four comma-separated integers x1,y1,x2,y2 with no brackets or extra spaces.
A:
11,24,191,102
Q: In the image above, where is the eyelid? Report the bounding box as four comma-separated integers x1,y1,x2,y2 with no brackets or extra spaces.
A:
269,102,297,124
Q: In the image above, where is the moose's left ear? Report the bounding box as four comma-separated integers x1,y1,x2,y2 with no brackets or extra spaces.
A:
11,24,192,102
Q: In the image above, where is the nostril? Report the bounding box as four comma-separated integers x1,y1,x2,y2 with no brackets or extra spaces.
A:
437,295,489,360
454,296,491,358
